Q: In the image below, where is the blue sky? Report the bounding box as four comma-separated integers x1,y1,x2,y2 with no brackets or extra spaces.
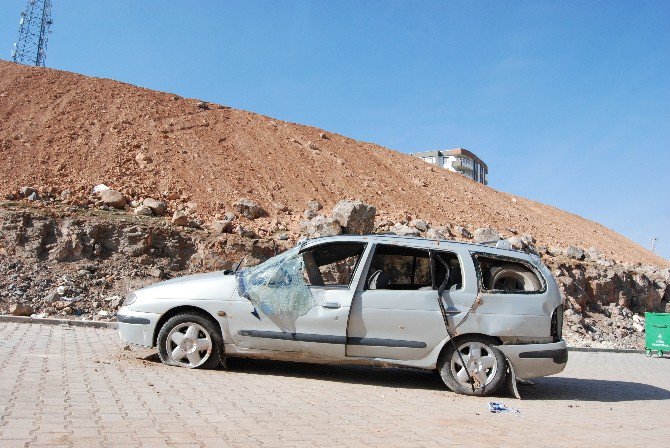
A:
1,1,669,259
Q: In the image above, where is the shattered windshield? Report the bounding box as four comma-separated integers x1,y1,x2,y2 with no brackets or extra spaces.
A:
237,246,315,330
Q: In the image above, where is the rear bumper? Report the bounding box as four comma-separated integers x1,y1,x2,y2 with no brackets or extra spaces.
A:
496,340,568,379
117,307,161,348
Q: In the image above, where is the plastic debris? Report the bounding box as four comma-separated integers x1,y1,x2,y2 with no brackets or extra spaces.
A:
488,402,520,414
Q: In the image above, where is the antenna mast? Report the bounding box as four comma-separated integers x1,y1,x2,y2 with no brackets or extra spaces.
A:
11,0,53,67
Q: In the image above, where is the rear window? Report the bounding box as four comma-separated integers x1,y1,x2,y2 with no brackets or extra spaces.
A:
474,255,544,293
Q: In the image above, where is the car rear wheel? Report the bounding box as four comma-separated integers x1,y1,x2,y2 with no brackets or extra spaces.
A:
438,335,507,396
157,312,223,369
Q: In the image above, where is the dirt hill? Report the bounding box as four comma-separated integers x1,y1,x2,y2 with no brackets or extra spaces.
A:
0,60,665,266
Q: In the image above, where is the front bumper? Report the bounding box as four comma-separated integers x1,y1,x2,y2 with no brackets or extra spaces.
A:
496,340,568,379
117,307,161,348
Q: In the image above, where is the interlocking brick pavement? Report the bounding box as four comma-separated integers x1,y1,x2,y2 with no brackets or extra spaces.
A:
0,322,669,447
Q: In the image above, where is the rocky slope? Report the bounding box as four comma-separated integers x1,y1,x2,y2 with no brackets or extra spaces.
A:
1,201,668,349
0,60,667,267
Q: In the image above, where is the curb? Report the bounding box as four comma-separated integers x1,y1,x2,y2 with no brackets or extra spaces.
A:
0,315,118,330
567,346,644,354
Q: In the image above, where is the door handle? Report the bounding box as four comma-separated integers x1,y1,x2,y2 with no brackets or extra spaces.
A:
322,302,341,309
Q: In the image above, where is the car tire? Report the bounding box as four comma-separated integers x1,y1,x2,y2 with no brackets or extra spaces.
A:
438,335,507,396
489,263,541,291
157,312,223,369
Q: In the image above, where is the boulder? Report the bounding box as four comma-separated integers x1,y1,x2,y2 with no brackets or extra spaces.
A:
19,186,37,198
234,198,266,219
306,200,323,212
9,303,34,316
300,216,342,238
453,225,472,239
389,224,420,237
97,189,127,209
171,211,189,226
331,200,376,235
211,220,234,234
474,227,501,243
409,219,428,232
426,226,449,240
133,205,153,216
566,246,585,260
143,198,167,215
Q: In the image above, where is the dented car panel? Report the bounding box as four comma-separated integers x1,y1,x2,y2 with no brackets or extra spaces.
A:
118,234,567,396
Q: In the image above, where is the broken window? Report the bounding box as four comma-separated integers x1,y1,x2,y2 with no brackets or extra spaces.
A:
431,250,464,291
238,246,315,322
301,242,366,287
474,255,544,293
365,245,464,291
366,245,432,290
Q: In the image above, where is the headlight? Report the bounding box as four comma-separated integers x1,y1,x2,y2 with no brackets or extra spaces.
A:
122,292,137,307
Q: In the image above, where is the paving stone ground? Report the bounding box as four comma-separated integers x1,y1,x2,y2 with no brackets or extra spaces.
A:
0,322,669,447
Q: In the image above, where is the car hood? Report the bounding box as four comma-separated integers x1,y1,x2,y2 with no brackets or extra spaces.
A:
136,271,238,301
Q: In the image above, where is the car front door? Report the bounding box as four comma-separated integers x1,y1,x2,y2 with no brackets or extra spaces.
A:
229,242,369,359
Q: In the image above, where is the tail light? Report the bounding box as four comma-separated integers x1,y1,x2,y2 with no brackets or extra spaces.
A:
551,304,563,342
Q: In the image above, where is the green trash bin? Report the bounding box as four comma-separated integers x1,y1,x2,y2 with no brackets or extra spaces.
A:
645,312,670,357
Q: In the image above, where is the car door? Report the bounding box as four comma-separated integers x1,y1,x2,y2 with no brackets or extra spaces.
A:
229,241,369,359
346,243,477,361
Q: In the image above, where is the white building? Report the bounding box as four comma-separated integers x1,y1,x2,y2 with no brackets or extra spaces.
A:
411,148,488,185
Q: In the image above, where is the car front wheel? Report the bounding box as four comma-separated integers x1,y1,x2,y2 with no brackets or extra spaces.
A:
157,312,223,369
438,335,507,396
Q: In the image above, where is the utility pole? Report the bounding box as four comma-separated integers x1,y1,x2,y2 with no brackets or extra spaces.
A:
11,0,53,67
650,237,659,253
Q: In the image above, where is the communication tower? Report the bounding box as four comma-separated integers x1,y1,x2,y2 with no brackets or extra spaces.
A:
11,0,53,67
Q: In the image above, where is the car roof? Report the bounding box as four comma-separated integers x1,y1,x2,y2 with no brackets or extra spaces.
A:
299,234,534,261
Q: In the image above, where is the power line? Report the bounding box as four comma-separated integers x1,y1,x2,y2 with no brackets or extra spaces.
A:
11,0,53,67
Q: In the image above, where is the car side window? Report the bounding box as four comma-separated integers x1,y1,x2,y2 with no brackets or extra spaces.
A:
301,242,366,287
474,255,544,293
432,250,464,291
365,245,432,290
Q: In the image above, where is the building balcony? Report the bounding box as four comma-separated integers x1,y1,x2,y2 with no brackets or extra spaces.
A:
450,158,473,172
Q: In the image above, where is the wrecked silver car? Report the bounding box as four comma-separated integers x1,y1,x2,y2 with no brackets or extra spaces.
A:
117,235,567,396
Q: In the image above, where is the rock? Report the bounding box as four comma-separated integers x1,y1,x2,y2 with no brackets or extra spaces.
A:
565,246,585,260
409,219,428,232
389,224,420,237
474,227,501,243
306,200,323,211
303,209,317,220
97,189,127,209
92,184,110,193
107,296,123,308
276,232,290,241
236,225,257,239
300,216,343,238
133,205,153,216
331,200,376,235
149,267,163,278
211,220,234,234
143,198,167,215
9,303,34,316
27,192,38,201
426,227,449,240
234,198,266,219
171,211,189,226
306,141,319,150
196,101,210,110
319,133,329,139
453,225,472,239
135,152,153,164
223,212,236,221
19,186,37,197
97,310,110,318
